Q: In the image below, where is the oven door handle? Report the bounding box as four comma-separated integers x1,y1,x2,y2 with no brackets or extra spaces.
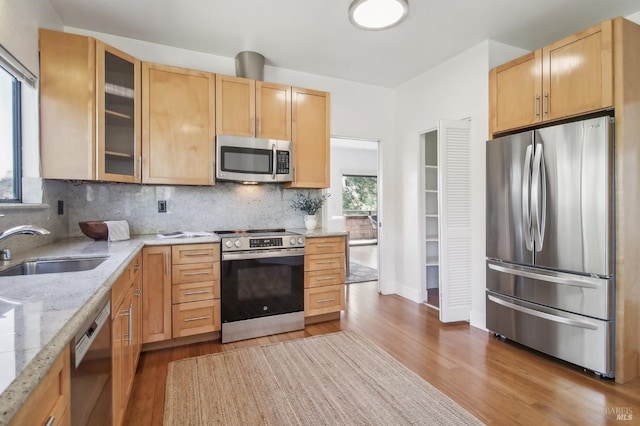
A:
222,248,305,261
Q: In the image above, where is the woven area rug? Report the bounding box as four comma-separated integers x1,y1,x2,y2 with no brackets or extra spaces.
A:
164,331,483,425
346,261,378,283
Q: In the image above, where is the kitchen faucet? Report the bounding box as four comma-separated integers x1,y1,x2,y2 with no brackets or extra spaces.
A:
0,225,51,261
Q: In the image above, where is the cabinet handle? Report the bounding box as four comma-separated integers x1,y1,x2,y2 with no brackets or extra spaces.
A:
543,92,549,116
316,298,336,303
316,260,337,265
45,416,56,426
134,288,142,297
138,156,142,179
535,95,540,118
316,244,337,248
316,276,336,281
164,251,169,276
184,315,210,322
184,271,211,276
183,252,210,257
128,303,133,345
134,263,141,271
183,290,210,295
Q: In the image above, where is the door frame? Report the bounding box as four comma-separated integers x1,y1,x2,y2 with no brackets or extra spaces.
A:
326,136,382,293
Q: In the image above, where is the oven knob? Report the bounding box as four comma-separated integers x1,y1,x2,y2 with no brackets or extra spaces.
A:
234,239,242,248
289,237,296,245
297,237,304,245
225,240,233,248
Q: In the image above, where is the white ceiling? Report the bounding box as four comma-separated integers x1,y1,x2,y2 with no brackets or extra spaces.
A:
48,0,640,88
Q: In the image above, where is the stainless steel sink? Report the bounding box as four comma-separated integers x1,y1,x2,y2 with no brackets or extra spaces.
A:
0,257,108,277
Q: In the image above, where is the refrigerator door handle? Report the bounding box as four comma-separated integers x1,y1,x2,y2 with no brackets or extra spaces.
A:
531,143,546,251
487,294,598,330
487,261,603,289
522,144,534,251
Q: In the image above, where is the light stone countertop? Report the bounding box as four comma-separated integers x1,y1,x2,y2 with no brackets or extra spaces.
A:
0,228,344,425
0,233,220,426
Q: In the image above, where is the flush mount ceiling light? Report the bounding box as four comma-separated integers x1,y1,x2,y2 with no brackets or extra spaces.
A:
349,0,409,31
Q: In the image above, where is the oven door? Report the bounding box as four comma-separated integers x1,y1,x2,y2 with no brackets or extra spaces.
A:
221,250,304,323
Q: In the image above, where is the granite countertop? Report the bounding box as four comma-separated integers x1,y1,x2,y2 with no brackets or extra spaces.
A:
0,233,220,425
0,228,344,424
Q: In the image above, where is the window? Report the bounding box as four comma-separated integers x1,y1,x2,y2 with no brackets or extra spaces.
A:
342,175,377,215
0,65,21,202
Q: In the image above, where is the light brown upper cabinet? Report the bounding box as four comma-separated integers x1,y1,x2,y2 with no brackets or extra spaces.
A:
40,29,141,182
142,63,216,185
489,20,613,135
216,75,292,140
285,87,331,188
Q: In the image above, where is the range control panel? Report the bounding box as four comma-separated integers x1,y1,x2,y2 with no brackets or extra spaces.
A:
220,233,305,252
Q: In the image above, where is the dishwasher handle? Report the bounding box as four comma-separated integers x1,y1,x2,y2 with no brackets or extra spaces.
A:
73,300,111,368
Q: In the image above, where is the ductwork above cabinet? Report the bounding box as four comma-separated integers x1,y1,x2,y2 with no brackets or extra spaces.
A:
235,51,265,80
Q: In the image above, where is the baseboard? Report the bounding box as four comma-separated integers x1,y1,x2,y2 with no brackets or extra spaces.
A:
305,311,341,325
142,331,220,351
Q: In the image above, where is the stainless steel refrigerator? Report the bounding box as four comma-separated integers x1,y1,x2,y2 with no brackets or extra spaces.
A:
485,114,615,378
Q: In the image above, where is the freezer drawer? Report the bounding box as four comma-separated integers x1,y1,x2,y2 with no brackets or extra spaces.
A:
486,260,613,320
486,291,614,377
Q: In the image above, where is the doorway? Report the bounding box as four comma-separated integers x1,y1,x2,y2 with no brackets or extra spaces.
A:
327,137,380,288
421,129,440,310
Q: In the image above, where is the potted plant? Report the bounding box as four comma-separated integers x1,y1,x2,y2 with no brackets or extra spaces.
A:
290,192,330,230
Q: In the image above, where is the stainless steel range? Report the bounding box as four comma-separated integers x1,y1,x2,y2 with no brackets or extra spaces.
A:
217,229,305,343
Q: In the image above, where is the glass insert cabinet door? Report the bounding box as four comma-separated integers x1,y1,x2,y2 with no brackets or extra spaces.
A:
96,41,141,182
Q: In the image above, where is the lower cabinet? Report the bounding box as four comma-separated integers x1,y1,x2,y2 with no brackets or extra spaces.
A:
142,246,172,343
9,345,71,426
142,243,221,344
171,244,221,338
112,252,142,426
304,236,346,317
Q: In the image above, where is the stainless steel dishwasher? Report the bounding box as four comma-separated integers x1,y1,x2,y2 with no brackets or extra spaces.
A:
70,294,112,426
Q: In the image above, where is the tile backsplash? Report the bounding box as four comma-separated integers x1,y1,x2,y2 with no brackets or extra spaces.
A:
0,180,69,256
67,181,322,237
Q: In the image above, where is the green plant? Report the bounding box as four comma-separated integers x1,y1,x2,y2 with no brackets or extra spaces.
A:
290,192,330,215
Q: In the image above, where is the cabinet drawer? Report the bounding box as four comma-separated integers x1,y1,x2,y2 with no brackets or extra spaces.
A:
305,253,345,272
172,281,219,304
10,345,70,426
172,262,219,284
305,269,345,288
172,299,220,338
306,237,345,255
305,285,345,316
172,244,219,264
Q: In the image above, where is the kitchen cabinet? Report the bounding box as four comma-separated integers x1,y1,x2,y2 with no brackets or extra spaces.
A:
171,244,221,338
489,20,613,135
142,246,172,343
285,87,331,188
9,345,70,426
142,63,216,185
40,29,141,182
142,244,220,343
304,236,345,317
112,252,142,426
215,75,292,140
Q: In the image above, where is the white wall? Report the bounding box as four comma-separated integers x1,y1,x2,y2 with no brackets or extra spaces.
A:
392,40,528,329
0,0,62,76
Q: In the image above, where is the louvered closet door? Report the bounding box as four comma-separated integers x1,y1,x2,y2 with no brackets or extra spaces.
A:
438,119,472,323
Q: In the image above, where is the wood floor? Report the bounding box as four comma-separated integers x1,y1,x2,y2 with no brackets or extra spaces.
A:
124,281,640,425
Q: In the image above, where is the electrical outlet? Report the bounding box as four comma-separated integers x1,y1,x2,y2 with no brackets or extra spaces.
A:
57,200,64,215
158,200,167,213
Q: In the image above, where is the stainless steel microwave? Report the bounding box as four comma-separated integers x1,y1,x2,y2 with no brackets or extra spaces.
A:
216,135,293,183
